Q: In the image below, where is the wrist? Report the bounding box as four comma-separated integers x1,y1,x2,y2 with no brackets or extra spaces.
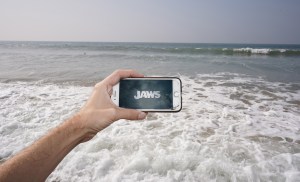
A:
63,114,94,143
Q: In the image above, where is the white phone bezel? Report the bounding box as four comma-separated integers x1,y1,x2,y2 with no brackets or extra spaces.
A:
111,77,182,112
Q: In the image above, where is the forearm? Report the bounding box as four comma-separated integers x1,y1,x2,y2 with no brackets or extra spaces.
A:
0,69,146,182
0,115,87,182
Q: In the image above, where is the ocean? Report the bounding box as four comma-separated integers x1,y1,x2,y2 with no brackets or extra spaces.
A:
0,41,300,181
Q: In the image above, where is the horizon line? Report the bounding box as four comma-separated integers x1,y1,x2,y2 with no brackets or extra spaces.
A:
0,40,300,46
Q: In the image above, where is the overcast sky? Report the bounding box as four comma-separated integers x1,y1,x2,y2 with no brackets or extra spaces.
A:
1,0,300,44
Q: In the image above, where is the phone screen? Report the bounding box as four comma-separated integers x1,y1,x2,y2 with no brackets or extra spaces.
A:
119,80,173,109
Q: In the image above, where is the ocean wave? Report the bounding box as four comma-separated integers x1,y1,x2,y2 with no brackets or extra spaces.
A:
233,47,287,54
1,41,300,57
1,74,300,181
171,47,300,56
127,47,300,56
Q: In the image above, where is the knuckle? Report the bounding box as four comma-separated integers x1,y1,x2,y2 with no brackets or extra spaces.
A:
114,69,122,75
128,69,135,74
94,82,105,91
94,82,101,88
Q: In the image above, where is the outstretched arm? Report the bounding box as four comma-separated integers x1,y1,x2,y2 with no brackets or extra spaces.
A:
0,69,147,182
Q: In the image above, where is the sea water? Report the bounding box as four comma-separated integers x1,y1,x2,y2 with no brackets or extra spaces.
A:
0,41,300,181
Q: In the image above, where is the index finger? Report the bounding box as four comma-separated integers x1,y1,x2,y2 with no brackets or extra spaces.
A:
105,69,144,86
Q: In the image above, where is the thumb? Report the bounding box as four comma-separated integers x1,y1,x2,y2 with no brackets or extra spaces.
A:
116,107,147,120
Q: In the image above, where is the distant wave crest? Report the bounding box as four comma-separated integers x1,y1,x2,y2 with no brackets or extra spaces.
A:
233,47,287,54
174,47,300,56
1,41,299,56
141,47,300,56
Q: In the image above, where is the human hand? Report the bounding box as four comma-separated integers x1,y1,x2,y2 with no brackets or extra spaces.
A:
75,69,147,142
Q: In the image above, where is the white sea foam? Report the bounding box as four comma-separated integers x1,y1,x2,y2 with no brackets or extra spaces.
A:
1,74,300,181
233,48,270,54
233,47,287,54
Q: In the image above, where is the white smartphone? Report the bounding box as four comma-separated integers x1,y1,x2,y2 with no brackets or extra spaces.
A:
111,77,182,112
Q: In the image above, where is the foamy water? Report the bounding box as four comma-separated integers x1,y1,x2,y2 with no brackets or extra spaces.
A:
1,74,299,181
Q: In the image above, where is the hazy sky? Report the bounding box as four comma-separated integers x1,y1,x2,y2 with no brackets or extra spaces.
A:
1,0,300,44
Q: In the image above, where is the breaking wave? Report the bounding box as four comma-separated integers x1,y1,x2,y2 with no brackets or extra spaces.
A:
160,47,300,56
1,41,300,57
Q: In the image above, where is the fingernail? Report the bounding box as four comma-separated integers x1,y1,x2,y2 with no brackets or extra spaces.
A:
138,112,147,120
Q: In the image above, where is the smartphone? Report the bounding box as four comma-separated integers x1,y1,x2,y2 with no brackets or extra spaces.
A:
111,77,182,112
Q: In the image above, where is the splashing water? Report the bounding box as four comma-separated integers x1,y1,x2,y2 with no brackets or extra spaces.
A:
1,73,299,181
